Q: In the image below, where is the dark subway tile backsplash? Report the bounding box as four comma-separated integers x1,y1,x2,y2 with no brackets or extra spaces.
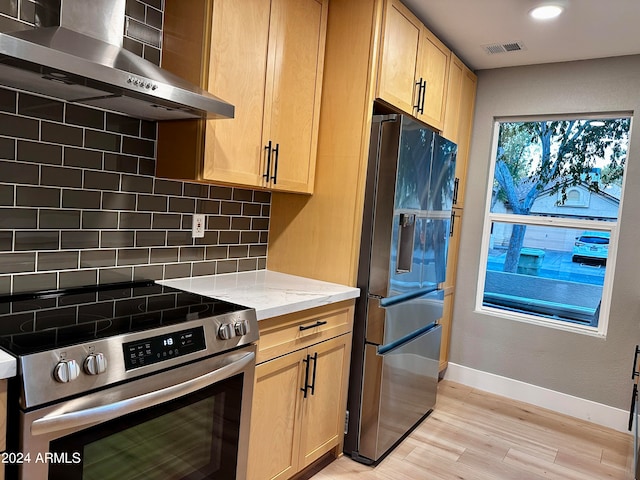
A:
85,130,122,153
0,112,39,139
0,87,270,292
40,210,81,229
18,140,62,165
18,93,64,121
16,186,60,208
0,0,270,295
65,104,105,130
0,184,13,205
0,232,13,252
15,231,60,251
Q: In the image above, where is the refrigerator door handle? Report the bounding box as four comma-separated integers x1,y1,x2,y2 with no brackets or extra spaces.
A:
377,323,439,355
378,285,439,308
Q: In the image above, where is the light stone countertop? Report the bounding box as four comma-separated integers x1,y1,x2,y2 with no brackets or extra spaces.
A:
159,270,360,320
0,270,359,379
0,350,16,379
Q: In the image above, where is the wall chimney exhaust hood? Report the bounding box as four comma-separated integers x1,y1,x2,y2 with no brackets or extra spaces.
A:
0,0,234,121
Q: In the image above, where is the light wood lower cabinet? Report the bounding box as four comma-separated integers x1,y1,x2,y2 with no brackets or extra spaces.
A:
247,302,354,480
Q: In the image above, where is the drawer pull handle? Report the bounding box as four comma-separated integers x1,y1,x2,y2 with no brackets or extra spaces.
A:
299,320,328,331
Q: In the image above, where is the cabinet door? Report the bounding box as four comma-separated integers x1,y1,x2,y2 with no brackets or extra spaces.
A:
201,0,271,187
247,350,307,480
439,291,455,371
298,335,351,468
377,0,422,115
454,66,477,209
444,207,463,290
416,27,450,131
443,54,476,209
264,0,327,193
443,55,464,144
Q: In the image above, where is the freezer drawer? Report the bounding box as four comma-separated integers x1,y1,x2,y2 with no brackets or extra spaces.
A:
357,324,441,463
366,288,444,346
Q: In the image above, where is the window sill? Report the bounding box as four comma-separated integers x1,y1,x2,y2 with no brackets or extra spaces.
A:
475,304,606,338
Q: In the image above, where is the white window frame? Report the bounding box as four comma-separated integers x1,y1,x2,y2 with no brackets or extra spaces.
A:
475,116,630,338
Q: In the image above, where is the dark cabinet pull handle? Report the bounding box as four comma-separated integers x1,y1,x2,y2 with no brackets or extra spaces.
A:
263,141,272,181
419,79,426,114
632,345,640,380
301,354,310,398
414,78,422,111
453,178,460,205
271,143,279,184
299,320,328,331
309,352,318,396
450,211,456,237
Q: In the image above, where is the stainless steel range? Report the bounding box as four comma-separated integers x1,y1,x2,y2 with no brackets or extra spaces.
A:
0,280,258,480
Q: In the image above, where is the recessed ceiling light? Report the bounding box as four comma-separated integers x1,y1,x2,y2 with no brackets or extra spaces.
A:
529,3,565,20
590,120,605,127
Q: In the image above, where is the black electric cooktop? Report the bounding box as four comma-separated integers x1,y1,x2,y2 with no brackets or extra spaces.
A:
0,281,247,356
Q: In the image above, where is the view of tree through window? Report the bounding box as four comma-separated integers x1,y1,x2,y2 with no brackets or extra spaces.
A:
479,116,631,333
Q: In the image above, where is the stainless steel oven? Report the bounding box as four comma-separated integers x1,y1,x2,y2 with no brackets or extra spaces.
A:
0,281,258,480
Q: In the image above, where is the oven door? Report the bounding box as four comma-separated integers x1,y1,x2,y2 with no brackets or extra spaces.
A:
17,345,255,480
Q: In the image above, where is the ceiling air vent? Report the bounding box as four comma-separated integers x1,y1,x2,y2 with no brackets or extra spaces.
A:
483,41,527,55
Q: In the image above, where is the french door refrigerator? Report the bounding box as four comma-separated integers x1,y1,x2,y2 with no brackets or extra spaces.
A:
345,113,457,465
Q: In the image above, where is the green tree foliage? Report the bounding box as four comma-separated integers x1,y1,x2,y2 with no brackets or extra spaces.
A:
493,118,630,272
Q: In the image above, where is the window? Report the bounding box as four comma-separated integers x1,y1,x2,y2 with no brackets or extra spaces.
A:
477,116,631,336
561,187,588,207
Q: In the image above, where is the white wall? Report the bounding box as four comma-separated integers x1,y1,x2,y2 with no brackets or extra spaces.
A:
451,55,640,410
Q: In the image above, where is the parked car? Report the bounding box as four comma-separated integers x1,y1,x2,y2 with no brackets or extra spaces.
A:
572,231,610,263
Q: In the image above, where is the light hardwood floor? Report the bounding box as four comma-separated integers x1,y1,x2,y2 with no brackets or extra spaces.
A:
311,380,634,479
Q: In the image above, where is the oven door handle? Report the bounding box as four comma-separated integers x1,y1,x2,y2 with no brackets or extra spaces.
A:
31,351,255,437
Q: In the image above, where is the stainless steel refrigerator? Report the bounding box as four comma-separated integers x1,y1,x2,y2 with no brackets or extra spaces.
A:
344,113,457,464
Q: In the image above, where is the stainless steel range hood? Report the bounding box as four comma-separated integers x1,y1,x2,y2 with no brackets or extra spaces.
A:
0,0,234,121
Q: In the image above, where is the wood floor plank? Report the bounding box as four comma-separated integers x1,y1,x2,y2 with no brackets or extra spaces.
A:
457,448,549,480
555,448,629,479
309,380,634,480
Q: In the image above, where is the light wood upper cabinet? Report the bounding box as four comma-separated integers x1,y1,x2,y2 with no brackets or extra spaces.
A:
417,27,450,130
203,0,272,189
376,0,450,130
157,0,328,194
376,0,421,115
443,53,477,209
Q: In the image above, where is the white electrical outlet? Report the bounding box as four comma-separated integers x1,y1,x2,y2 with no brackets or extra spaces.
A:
192,214,205,238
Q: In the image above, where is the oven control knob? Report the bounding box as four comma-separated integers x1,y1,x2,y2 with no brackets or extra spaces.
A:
218,323,236,340
234,319,250,336
84,353,108,375
53,359,80,383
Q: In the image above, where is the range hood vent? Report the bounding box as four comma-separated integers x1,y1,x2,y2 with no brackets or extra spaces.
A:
0,0,234,121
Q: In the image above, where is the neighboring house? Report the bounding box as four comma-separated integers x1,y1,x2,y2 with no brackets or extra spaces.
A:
491,176,620,251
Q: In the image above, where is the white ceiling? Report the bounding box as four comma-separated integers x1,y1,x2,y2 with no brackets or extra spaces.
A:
402,0,640,71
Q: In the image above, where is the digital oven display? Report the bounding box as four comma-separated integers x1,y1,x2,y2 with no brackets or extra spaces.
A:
123,326,206,370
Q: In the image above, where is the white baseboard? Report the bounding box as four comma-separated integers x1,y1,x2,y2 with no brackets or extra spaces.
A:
443,362,631,434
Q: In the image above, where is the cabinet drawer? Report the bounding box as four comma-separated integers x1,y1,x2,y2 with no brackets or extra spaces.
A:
256,300,355,364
